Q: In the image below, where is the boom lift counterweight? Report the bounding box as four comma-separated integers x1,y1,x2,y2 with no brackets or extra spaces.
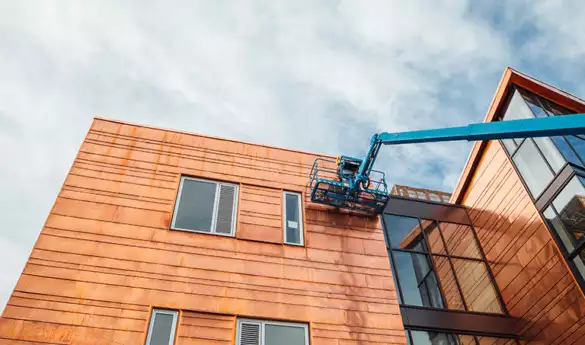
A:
309,113,585,215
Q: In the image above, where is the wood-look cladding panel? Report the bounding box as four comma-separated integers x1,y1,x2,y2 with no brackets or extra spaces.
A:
460,140,585,345
0,119,403,345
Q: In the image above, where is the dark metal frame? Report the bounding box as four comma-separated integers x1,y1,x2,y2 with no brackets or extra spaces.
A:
382,208,508,316
403,327,521,345
497,85,585,294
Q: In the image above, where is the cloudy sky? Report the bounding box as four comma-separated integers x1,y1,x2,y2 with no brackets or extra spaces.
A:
1,1,585,312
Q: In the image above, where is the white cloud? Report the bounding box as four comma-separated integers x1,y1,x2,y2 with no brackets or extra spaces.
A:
0,0,584,313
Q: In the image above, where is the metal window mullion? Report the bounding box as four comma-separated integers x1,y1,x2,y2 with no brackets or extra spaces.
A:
435,222,470,312
563,135,585,167
530,137,559,176
417,219,448,309
381,216,407,305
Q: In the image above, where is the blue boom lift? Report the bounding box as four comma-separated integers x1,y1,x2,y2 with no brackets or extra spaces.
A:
309,113,585,215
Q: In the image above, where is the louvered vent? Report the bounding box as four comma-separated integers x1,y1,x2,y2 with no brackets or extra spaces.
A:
215,184,236,234
239,322,260,345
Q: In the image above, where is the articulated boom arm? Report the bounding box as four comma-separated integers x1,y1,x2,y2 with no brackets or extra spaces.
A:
309,113,585,215
355,113,585,193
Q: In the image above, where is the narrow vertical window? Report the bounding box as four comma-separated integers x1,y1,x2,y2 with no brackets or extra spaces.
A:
283,191,303,245
145,309,178,345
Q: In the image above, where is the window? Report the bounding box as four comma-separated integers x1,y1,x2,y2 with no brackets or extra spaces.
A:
417,191,426,199
145,309,178,345
512,139,554,197
171,177,238,236
429,193,441,202
283,191,303,245
383,214,504,314
442,195,451,203
236,318,309,345
408,190,417,198
543,175,585,285
405,329,519,345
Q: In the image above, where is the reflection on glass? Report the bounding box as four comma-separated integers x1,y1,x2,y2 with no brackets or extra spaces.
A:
551,176,585,247
573,249,585,278
440,223,482,259
513,139,554,197
552,136,582,167
452,259,503,314
503,90,535,146
544,207,575,252
384,215,425,251
421,220,446,254
433,256,465,310
393,252,443,308
533,136,566,173
408,330,516,345
566,136,585,167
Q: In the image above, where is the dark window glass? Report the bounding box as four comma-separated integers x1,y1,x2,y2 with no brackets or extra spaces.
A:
384,215,424,251
421,220,446,254
566,135,585,167
513,139,554,197
284,192,303,245
174,179,217,232
440,223,482,259
433,256,465,310
547,176,585,250
408,330,509,345
551,136,583,167
146,310,178,345
389,251,403,304
393,252,443,308
452,259,502,314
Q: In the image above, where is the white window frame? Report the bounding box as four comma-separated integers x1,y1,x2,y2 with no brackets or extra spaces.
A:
145,309,178,345
171,176,239,237
236,318,309,345
283,191,304,246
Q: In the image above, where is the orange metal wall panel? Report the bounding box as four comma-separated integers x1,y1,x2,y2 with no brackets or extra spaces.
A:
0,118,403,345
460,140,585,345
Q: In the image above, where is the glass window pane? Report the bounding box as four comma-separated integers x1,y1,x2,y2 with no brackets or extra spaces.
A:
421,220,446,254
174,179,216,232
513,139,554,197
384,215,425,251
388,251,403,304
522,94,548,118
566,136,585,167
452,259,502,314
533,136,566,173
417,191,426,199
408,190,417,198
429,194,441,202
410,330,458,345
544,207,576,252
440,223,482,259
149,313,174,345
552,136,583,167
433,256,465,310
572,248,585,278
284,193,302,244
393,252,443,308
265,324,305,345
503,90,535,145
550,176,585,249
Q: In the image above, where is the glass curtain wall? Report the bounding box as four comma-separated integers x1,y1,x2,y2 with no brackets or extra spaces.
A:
383,214,504,314
405,329,519,345
500,87,585,198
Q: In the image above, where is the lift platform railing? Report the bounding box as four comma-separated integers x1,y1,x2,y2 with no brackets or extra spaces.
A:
309,158,389,214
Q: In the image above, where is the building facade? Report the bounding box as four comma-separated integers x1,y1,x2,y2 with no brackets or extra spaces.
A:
0,119,402,344
0,67,584,345
390,185,451,203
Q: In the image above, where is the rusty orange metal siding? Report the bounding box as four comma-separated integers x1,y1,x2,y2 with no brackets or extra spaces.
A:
455,68,585,344
0,118,404,344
